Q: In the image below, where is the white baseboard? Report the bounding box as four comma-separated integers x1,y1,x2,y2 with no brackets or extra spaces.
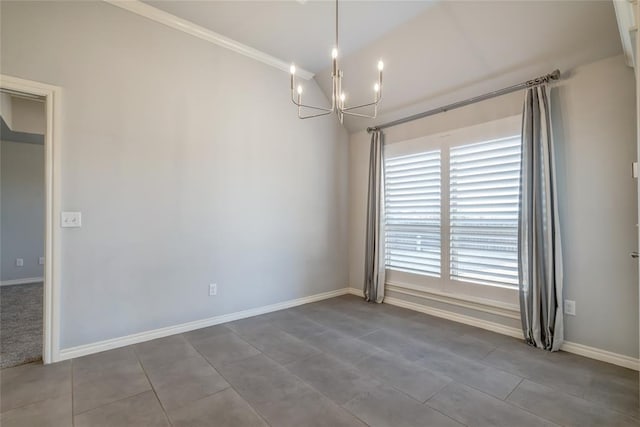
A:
560,341,639,371
348,287,364,297
58,287,350,361
0,277,44,287
347,287,639,371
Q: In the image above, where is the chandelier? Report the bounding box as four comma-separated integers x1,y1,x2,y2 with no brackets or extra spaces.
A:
290,0,383,122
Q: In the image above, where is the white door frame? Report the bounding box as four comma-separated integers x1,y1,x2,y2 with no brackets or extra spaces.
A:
1,74,62,363
636,0,640,376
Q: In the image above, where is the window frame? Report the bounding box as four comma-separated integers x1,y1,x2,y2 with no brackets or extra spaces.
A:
383,115,521,306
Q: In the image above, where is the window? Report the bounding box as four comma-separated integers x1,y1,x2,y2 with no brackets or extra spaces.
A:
449,136,520,288
384,150,441,277
383,116,521,292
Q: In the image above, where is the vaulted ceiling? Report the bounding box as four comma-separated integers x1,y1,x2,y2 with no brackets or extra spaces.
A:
141,0,623,132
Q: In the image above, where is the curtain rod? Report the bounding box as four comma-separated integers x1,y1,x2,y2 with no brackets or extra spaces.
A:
367,69,560,133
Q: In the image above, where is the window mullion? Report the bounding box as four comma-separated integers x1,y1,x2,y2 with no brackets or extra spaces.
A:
441,144,451,285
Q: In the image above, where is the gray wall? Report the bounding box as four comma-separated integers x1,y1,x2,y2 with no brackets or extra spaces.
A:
1,1,349,349
1,140,45,281
349,54,639,358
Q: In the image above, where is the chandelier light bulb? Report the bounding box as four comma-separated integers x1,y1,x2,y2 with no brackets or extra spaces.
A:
374,83,380,92
297,85,303,95
378,60,384,71
332,48,338,59
290,64,296,75
340,92,346,102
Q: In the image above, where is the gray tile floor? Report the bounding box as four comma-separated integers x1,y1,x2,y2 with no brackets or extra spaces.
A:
1,295,638,426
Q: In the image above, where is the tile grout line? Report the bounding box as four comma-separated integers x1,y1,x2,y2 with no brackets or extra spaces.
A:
62,298,638,425
237,305,457,426
308,309,571,425
131,345,174,426
290,303,385,340
368,327,562,406
0,362,72,416
72,389,151,417
502,377,524,402
216,302,630,423
262,348,374,427
424,404,470,427
477,345,639,416
421,383,470,427
68,349,162,419
204,319,375,426
185,332,275,427
423,375,565,426
288,307,479,413
176,302,640,423
506,375,640,422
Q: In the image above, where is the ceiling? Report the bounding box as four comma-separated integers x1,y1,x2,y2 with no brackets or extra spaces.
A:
313,0,623,131
141,0,623,132
143,0,435,73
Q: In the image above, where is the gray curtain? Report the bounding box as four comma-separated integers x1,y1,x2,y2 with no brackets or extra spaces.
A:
519,84,563,351
364,130,386,303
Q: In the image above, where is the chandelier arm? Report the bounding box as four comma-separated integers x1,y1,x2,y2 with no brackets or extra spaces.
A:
299,110,333,119
340,109,377,119
342,98,381,112
291,85,334,112
294,101,334,112
291,94,333,112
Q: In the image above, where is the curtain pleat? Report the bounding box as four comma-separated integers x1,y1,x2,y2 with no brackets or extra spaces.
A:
519,84,564,351
364,130,386,303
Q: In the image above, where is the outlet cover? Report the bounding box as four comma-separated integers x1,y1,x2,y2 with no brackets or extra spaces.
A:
16,258,24,267
564,299,576,316
209,283,217,296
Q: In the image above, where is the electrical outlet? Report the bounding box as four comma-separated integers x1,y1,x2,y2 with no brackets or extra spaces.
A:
61,211,82,228
209,283,217,296
564,299,576,316
16,258,23,267
39,257,45,265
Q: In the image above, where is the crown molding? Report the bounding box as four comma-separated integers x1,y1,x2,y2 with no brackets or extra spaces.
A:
612,0,637,68
103,0,315,80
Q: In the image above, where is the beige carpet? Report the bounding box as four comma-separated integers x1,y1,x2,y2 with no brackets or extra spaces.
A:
0,282,42,368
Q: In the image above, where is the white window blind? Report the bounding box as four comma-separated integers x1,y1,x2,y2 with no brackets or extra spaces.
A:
449,136,521,288
384,150,441,277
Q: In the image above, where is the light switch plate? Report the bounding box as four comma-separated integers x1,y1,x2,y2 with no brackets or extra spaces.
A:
61,211,82,228
39,257,45,265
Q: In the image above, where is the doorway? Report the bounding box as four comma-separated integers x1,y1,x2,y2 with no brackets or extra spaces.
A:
0,92,46,367
0,75,61,365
